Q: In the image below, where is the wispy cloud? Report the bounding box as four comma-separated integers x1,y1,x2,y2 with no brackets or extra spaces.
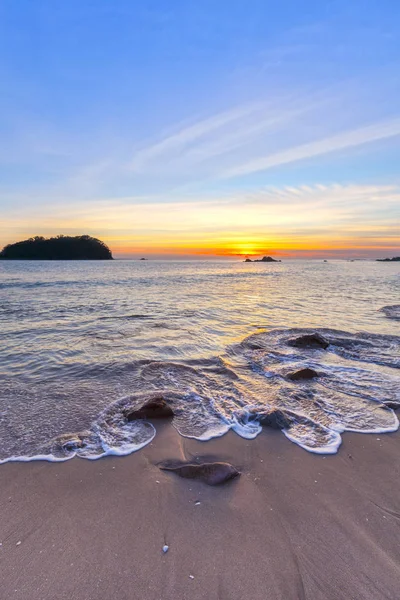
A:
221,118,400,178
2,77,400,206
126,84,400,185
130,102,263,171
128,92,329,177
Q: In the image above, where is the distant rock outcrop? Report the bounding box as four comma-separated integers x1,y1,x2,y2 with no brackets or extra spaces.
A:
376,257,400,262
0,235,113,260
245,256,281,263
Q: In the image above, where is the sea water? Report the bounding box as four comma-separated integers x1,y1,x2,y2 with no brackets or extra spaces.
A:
0,259,399,461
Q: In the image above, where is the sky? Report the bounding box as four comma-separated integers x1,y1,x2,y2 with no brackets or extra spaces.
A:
0,0,399,259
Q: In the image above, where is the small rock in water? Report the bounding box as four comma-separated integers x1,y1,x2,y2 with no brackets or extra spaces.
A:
124,396,174,421
382,401,400,411
259,409,292,430
287,367,319,381
159,461,240,486
162,545,169,553
62,437,86,452
288,333,329,350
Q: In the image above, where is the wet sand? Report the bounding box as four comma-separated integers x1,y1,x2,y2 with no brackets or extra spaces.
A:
1,425,399,600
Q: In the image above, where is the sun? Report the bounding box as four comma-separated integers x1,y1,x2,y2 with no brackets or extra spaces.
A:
232,241,261,256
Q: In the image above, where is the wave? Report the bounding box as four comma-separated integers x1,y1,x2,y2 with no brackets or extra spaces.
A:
1,327,399,463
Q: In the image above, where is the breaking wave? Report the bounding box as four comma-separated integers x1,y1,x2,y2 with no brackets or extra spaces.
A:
1,327,398,463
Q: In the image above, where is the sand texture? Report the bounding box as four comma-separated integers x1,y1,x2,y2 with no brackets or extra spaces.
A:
1,424,399,600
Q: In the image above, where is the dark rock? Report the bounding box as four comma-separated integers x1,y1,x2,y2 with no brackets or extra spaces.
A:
288,333,329,350
124,397,174,421
62,438,86,452
244,256,281,263
58,433,87,452
260,256,280,262
382,401,400,411
287,367,319,381
259,409,292,429
159,461,240,485
63,439,85,452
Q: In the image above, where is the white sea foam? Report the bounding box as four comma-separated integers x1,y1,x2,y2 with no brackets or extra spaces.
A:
0,453,72,464
0,325,399,462
283,427,342,454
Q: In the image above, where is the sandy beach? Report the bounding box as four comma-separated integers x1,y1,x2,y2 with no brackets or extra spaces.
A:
1,424,399,600
1,0,400,598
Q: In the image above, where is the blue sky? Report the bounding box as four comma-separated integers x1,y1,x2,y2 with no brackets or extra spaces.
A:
0,0,399,257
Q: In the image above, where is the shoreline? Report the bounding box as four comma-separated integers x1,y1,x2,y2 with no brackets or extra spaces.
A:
1,423,399,600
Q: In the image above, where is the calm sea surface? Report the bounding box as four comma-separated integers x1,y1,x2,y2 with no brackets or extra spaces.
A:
0,260,399,461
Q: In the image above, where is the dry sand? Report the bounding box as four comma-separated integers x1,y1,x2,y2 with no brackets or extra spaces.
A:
1,424,399,600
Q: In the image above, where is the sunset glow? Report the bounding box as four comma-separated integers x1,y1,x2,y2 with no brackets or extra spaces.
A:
0,2,399,260
2,182,398,259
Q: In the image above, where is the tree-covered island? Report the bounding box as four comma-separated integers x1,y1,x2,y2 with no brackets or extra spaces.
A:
0,235,113,260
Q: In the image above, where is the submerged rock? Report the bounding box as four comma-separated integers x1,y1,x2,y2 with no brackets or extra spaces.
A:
41,431,92,458
124,396,174,421
288,333,329,350
62,437,86,452
382,401,400,411
53,432,89,452
287,367,319,381
259,409,292,429
159,461,240,485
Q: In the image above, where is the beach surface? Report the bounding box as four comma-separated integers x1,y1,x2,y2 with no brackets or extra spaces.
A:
1,425,399,600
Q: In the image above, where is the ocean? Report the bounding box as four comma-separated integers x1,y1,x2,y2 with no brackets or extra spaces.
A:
0,259,399,462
